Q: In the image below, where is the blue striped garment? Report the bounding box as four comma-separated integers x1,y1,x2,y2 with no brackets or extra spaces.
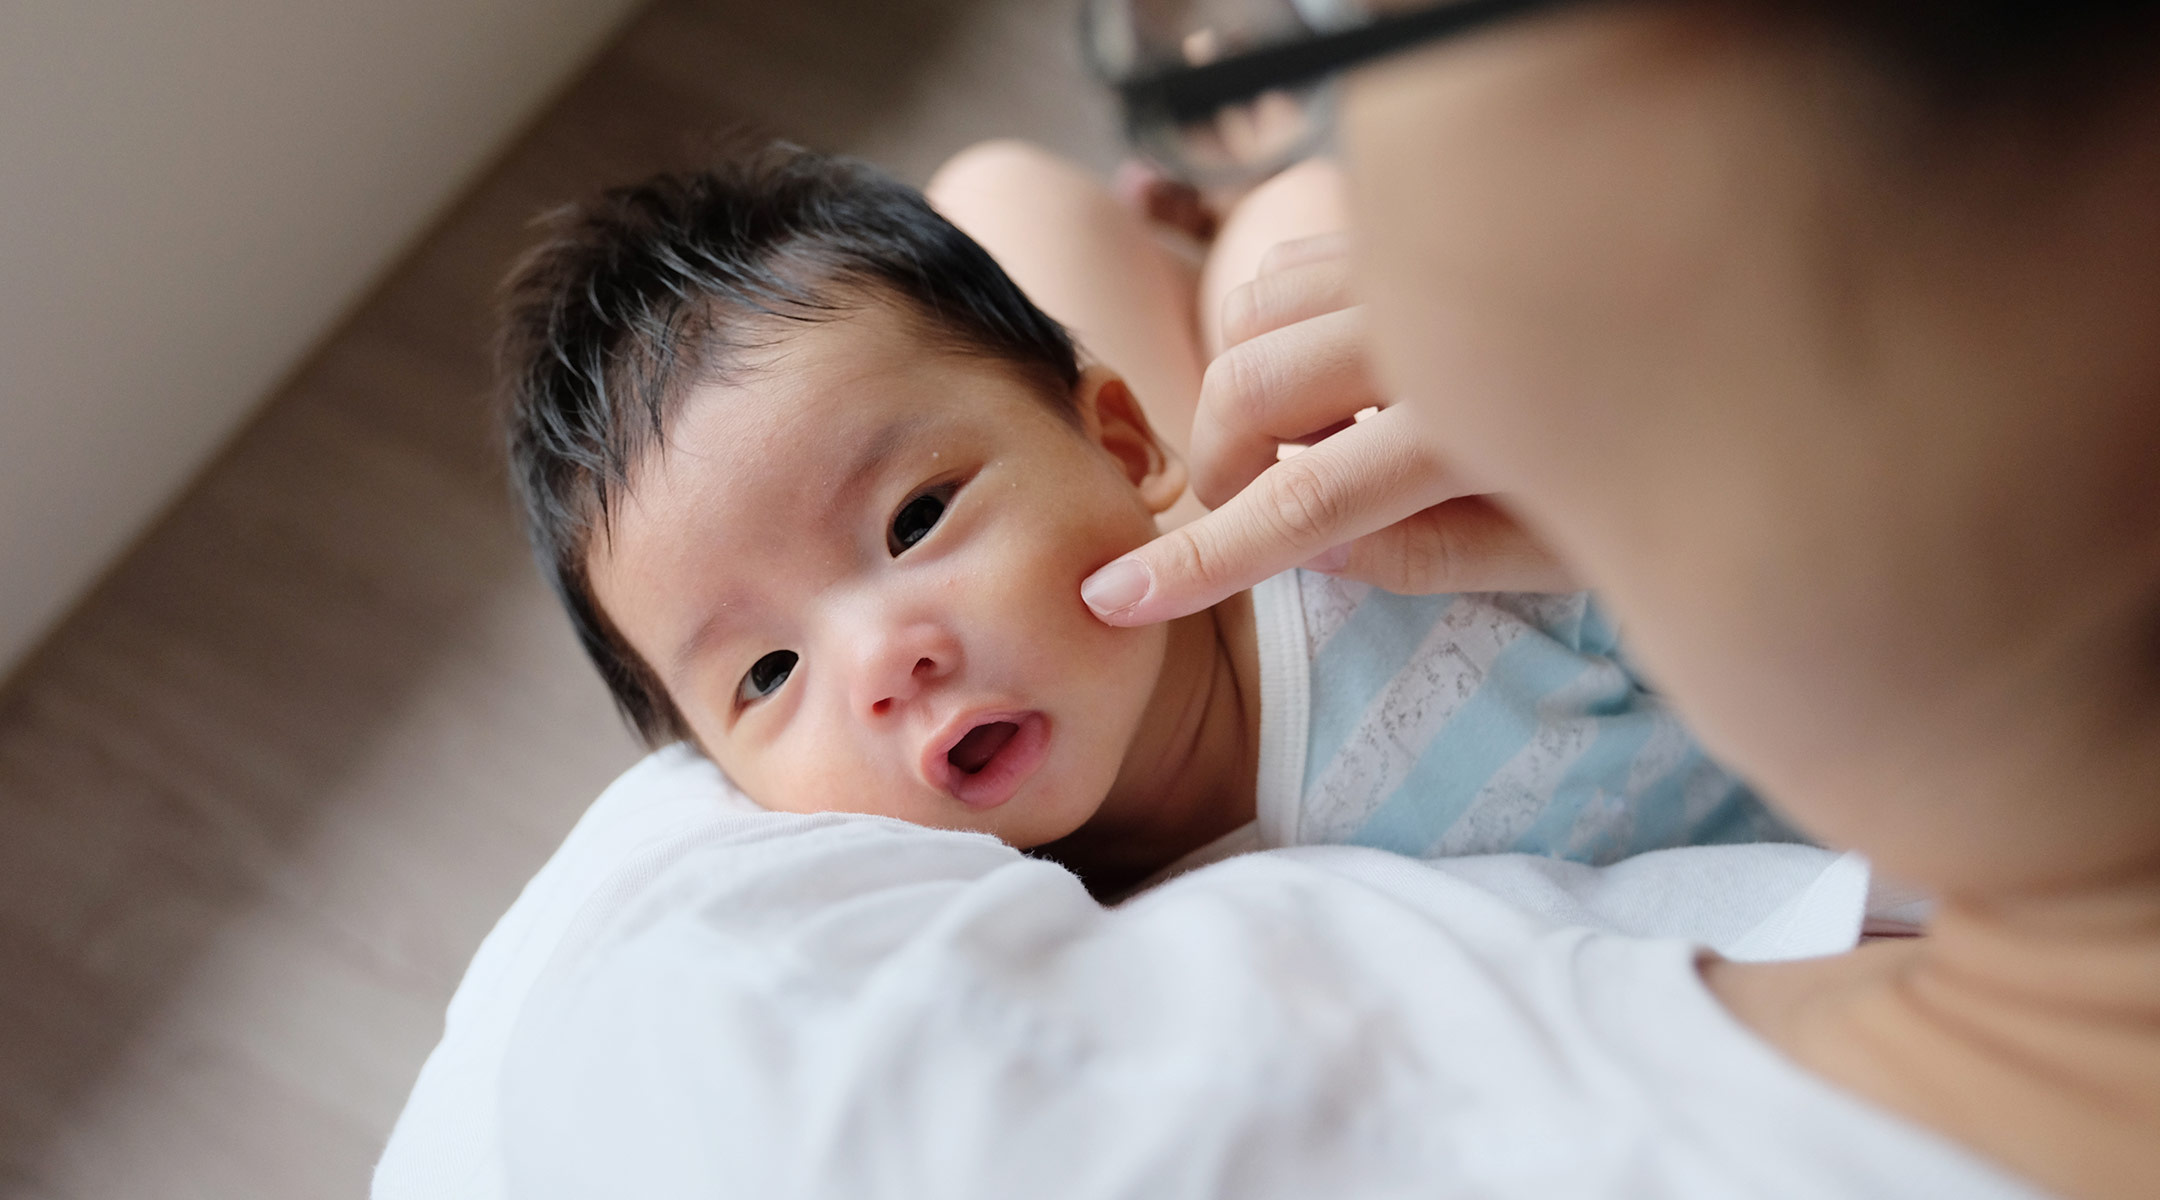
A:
1251,571,1799,864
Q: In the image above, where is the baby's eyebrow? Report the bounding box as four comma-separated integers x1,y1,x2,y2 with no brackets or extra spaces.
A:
820,414,929,527
668,593,748,689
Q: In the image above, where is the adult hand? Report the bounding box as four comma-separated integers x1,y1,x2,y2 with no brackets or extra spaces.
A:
1082,234,1576,626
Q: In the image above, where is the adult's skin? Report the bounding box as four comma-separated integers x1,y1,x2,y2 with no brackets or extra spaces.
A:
1078,229,1581,622
1094,5,2160,1198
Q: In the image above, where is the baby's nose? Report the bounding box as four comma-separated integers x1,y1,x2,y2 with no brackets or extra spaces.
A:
853,621,959,717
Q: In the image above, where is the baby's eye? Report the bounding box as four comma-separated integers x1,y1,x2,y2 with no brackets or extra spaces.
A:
888,484,956,556
737,650,797,705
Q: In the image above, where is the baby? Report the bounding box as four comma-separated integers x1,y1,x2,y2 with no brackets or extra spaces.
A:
502,143,1794,893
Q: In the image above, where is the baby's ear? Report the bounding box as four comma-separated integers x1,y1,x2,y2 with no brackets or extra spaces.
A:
1074,367,1187,515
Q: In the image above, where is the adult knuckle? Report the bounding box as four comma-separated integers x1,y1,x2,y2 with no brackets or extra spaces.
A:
1203,345,1277,429
1402,505,1482,591
1247,272,1305,333
1220,282,1263,347
1264,455,1345,546
1402,527,1453,592
1160,524,1225,590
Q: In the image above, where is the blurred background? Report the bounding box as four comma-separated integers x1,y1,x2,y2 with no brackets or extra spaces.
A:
0,2,1117,1195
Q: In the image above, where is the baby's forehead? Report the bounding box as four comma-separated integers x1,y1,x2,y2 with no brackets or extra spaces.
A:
614,367,932,531
609,296,1073,545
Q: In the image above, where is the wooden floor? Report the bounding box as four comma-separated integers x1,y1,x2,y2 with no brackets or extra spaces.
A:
0,3,1116,1195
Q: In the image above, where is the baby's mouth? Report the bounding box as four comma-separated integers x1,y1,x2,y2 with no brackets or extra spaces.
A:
947,721,1019,774
925,711,1051,811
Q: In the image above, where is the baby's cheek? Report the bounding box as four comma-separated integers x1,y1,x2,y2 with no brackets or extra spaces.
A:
722,728,844,817
750,762,850,819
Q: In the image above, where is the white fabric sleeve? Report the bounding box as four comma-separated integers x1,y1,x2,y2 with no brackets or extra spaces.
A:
374,747,757,1200
494,818,1534,1198
490,814,2026,1200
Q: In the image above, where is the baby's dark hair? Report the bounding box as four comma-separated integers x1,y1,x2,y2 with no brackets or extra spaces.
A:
501,143,1081,745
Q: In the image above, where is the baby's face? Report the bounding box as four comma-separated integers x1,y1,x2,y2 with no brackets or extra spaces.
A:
587,300,1177,846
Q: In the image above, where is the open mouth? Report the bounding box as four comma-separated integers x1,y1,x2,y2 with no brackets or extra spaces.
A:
926,711,1050,811
948,721,1019,774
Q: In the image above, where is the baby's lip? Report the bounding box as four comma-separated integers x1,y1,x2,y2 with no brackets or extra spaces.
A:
922,709,1051,812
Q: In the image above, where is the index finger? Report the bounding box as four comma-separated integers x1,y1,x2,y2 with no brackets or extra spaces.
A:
1190,305,1378,510
1082,410,1460,626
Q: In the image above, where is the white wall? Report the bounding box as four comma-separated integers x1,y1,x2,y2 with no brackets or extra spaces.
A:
0,0,647,680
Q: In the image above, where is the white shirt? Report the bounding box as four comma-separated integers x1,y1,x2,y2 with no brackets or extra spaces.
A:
376,750,2038,1199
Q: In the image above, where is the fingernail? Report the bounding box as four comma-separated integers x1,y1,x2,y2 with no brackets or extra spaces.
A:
1082,557,1153,617
1302,542,1350,574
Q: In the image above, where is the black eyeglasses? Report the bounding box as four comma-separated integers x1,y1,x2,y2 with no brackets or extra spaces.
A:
1083,0,1586,184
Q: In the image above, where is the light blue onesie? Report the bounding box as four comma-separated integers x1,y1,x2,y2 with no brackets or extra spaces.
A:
1250,570,1799,864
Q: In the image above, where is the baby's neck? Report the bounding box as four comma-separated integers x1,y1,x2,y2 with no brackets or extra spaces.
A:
1042,591,1261,897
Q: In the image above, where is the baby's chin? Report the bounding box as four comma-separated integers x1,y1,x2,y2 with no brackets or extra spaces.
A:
724,767,1109,848
984,781,1113,851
